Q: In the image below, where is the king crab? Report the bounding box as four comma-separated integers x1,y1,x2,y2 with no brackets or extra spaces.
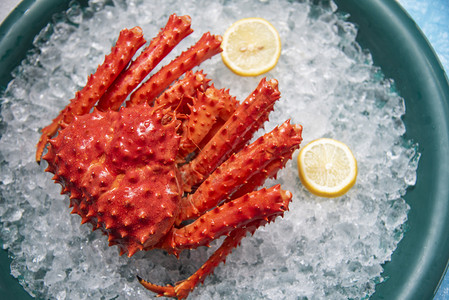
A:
36,14,303,299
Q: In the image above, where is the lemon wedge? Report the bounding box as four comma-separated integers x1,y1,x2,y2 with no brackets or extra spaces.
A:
297,138,357,198
221,18,281,76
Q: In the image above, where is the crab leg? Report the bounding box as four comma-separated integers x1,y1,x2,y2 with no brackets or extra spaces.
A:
158,185,290,254
36,27,145,162
138,223,257,299
177,120,302,223
96,14,193,112
180,78,281,188
127,32,222,106
178,86,238,158
140,185,291,299
139,220,267,299
153,70,210,112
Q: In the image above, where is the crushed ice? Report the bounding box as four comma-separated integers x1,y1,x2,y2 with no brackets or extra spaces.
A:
0,0,420,299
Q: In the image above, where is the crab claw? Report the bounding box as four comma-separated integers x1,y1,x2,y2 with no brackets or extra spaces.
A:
137,277,178,299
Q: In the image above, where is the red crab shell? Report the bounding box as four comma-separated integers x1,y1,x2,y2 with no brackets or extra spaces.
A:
36,13,303,299
44,105,182,253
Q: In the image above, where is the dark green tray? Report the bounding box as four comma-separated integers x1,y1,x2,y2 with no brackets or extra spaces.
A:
1,0,448,299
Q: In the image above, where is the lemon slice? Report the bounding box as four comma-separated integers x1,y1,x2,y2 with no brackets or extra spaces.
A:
221,18,281,76
297,138,357,198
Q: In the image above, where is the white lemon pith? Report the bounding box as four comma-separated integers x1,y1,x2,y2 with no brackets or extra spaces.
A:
297,138,357,198
221,18,281,76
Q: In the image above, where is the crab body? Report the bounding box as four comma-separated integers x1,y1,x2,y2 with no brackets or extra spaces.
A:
37,14,303,299
45,105,182,254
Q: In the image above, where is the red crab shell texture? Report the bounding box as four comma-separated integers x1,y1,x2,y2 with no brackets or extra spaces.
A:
44,104,182,254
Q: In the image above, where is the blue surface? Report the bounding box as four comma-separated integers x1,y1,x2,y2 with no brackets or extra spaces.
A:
397,0,449,299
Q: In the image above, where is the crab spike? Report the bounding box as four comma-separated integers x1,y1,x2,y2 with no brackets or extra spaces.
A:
36,27,146,162
128,32,222,106
96,14,193,112
180,78,281,188
177,121,302,223
70,205,80,215
119,229,128,239
127,244,141,257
